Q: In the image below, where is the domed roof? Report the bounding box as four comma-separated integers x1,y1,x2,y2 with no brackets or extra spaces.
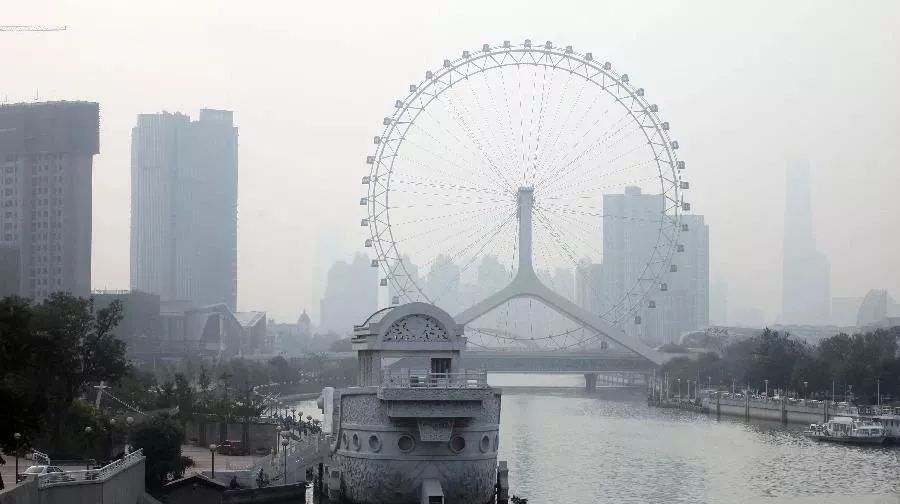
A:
298,309,311,323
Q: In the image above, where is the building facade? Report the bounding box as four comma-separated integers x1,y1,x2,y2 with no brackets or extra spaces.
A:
600,187,709,346
0,101,99,299
130,109,238,310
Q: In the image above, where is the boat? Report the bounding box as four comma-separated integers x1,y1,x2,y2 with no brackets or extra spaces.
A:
804,416,886,445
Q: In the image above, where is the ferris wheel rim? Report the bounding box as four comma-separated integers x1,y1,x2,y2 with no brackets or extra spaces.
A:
364,40,686,325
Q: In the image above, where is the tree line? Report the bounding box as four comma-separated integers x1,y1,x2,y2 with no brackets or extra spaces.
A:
662,327,900,403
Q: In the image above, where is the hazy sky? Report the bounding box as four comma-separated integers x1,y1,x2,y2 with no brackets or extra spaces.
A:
5,0,900,323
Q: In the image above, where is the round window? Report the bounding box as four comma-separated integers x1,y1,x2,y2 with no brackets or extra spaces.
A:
479,434,491,453
449,435,466,453
351,433,361,451
397,434,415,453
368,434,382,453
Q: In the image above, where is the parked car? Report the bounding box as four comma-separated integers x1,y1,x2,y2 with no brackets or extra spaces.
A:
17,465,73,483
217,440,246,456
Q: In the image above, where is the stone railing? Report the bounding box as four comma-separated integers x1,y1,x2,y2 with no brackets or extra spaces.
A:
37,449,144,488
382,370,488,389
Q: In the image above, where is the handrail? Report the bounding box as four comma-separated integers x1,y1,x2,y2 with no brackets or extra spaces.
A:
37,449,143,488
381,370,488,389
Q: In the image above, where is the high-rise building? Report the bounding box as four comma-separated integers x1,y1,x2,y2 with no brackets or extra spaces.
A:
319,253,378,334
0,101,99,299
130,109,238,309
782,160,830,324
600,187,708,345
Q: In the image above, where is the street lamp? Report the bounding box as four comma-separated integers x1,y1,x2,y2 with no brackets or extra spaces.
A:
13,433,21,484
109,418,117,459
676,378,681,401
125,416,134,453
209,444,217,478
877,378,881,408
281,439,289,483
84,427,94,469
764,380,769,400
803,381,808,401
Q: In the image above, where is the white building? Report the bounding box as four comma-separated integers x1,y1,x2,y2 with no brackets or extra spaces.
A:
130,109,238,310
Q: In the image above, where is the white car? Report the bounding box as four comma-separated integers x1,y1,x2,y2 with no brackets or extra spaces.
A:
17,465,73,483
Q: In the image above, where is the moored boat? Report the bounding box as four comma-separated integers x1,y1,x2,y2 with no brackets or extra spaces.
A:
804,417,886,445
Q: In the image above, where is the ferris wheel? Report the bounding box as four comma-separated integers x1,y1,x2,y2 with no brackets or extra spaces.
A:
361,40,688,354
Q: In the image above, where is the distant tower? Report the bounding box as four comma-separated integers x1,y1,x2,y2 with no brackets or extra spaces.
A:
297,309,311,337
0,101,99,299
782,160,830,324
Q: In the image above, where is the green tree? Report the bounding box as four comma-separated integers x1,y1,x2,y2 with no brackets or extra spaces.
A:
132,415,192,491
0,294,129,453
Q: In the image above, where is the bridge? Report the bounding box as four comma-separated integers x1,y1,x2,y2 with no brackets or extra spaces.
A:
323,350,655,390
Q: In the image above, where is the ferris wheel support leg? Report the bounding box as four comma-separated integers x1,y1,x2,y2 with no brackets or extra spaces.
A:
454,274,665,366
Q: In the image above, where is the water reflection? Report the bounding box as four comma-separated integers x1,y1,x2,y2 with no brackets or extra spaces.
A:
499,386,900,504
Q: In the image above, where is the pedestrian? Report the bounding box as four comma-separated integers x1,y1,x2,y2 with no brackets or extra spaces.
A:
229,475,239,489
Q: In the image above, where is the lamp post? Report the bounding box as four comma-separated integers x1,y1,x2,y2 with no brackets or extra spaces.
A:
877,378,881,408
281,439,289,483
84,426,94,469
764,380,769,401
109,418,117,459
125,416,134,453
676,378,681,401
13,432,21,484
803,381,808,401
209,444,217,478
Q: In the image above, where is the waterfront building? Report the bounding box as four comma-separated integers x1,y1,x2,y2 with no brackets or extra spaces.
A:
0,101,99,299
782,159,830,324
130,109,238,310
321,302,503,504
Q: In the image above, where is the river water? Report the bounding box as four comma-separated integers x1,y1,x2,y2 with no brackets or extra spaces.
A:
293,375,900,504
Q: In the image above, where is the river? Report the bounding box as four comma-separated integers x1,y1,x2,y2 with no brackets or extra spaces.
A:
292,375,900,503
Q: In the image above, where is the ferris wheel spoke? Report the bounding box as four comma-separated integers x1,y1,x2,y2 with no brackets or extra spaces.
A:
401,204,514,266
534,206,603,259
403,122,511,195
425,209,517,303
479,67,521,176
539,122,648,198
390,176,509,197
435,93,517,193
540,164,659,202
462,70,520,180
415,98,512,188
544,75,589,178
533,207,607,306
527,63,551,186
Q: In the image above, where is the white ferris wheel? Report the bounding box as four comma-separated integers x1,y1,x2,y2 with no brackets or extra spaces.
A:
361,40,689,359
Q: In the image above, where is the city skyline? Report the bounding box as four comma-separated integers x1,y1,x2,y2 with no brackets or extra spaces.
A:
5,0,900,323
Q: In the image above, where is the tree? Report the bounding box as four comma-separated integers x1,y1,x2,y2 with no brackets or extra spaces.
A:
0,294,129,453
132,415,192,491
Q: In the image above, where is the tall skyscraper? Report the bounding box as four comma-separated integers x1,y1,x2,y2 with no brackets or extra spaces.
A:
600,187,708,345
130,109,238,309
0,101,99,299
782,160,830,324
